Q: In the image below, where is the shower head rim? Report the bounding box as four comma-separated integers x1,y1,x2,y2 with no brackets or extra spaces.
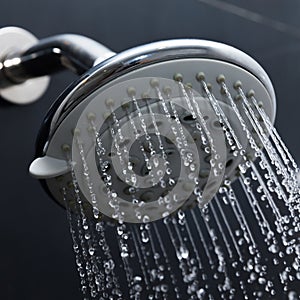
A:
36,38,276,157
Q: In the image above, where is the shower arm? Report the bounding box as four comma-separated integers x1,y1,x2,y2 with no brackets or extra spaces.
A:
0,34,116,89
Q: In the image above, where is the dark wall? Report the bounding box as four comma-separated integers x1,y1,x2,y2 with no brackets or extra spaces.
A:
1,1,300,299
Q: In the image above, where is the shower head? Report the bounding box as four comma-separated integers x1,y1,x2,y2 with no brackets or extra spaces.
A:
0,27,276,223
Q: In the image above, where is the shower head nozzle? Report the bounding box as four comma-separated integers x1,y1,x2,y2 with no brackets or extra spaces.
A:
0,27,276,223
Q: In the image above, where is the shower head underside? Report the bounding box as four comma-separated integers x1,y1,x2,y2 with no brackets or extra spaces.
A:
0,27,276,223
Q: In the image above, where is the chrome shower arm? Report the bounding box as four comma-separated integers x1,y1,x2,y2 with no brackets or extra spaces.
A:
0,34,115,89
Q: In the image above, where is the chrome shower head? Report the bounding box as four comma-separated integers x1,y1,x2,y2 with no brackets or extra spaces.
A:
0,27,276,223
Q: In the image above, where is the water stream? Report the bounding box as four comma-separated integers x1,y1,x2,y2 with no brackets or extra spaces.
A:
60,77,300,299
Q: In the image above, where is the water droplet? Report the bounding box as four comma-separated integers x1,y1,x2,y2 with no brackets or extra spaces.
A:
288,291,298,300
243,177,251,185
120,251,128,258
258,277,266,285
161,284,169,293
268,244,279,254
180,246,189,259
204,147,210,154
141,230,149,243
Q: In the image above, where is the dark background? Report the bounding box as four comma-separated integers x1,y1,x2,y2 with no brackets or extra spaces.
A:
1,0,300,299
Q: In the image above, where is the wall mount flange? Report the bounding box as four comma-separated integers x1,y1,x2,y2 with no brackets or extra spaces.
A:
0,27,50,104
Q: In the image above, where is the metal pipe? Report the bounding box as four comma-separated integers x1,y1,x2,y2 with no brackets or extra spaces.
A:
0,34,115,88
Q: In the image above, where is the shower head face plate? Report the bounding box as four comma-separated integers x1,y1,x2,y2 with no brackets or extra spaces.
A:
29,39,276,223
